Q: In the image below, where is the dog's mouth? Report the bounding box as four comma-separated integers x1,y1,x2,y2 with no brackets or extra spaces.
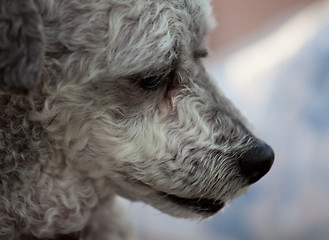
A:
158,192,225,214
122,178,225,214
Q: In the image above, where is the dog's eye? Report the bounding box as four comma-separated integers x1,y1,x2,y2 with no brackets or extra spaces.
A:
141,75,163,89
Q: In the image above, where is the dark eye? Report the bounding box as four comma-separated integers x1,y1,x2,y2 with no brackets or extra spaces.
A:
141,75,163,89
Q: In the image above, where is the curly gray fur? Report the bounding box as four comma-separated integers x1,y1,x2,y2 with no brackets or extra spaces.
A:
0,0,273,239
0,0,44,94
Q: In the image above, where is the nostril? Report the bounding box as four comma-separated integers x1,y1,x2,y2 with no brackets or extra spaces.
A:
239,141,274,184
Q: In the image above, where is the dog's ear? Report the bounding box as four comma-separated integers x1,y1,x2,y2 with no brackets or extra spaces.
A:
0,0,44,95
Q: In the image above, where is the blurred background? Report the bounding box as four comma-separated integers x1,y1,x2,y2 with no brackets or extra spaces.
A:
124,0,329,239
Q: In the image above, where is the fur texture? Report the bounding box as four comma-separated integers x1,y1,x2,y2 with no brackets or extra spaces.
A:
0,0,44,94
0,0,274,239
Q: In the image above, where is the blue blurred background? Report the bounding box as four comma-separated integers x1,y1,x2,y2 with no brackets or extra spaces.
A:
124,1,329,239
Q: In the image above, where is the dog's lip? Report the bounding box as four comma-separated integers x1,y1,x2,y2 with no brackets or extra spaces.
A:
130,179,225,214
158,192,225,214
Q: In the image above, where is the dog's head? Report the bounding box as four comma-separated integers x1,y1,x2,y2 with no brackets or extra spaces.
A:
37,0,274,219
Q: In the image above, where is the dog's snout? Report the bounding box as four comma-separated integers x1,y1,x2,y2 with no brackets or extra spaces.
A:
239,141,274,184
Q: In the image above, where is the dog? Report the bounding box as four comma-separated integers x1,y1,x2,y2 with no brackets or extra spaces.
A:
0,0,274,239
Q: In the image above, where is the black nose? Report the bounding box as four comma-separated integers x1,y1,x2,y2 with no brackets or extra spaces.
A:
239,141,274,184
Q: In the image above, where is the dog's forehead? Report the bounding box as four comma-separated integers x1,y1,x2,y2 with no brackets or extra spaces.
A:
156,0,214,43
104,0,214,76
181,0,215,35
